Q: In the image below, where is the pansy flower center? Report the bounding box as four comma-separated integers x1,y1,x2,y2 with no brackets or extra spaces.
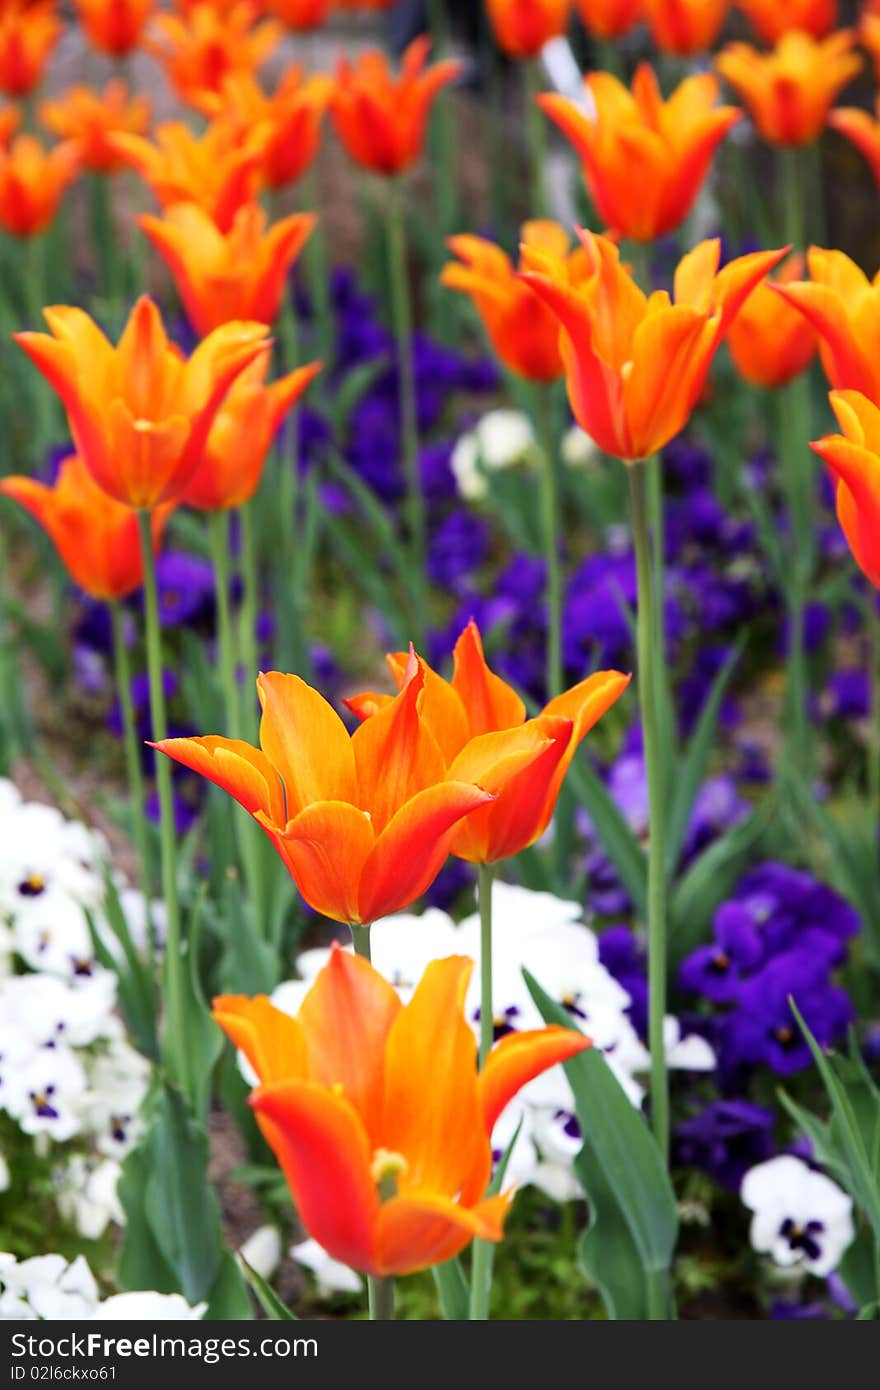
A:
18,873,46,897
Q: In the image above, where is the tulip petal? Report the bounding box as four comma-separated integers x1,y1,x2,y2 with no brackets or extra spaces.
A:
374,1192,512,1277
451,619,525,735
257,671,358,814
265,799,375,925
152,734,285,822
212,994,307,1085
350,660,446,834
480,1026,592,1136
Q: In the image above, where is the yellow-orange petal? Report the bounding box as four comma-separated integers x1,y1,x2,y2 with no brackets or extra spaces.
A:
263,799,375,925
480,1026,592,1136
151,734,285,822
256,670,358,816
212,993,307,1084
452,619,526,736
374,1191,513,1277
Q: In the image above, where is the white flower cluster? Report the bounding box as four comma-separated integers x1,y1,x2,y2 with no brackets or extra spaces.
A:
0,779,154,1241
270,884,714,1297
0,1253,204,1321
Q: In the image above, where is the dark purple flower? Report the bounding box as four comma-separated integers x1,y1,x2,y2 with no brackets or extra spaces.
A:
673,1099,775,1189
720,949,853,1076
149,552,215,628
679,901,763,1003
427,511,489,588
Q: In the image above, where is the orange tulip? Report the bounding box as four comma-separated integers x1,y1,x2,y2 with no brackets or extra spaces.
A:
572,0,642,38
643,0,728,55
191,70,332,189
268,0,329,27
829,97,880,189
441,221,581,383
147,2,281,109
715,30,860,146
485,0,570,59
73,0,154,57
138,201,315,335
39,81,151,175
537,65,740,242
0,454,169,601
520,231,786,461
726,253,817,389
331,36,462,177
110,118,267,232
14,296,270,509
346,620,630,864
150,658,536,923
772,247,880,403
0,2,60,99
0,135,78,237
810,390,880,588
861,9,880,83
736,0,836,42
0,103,18,149
182,355,321,510
214,948,590,1276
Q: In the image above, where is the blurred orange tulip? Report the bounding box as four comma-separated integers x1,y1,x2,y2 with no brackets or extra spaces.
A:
346,620,630,865
139,201,315,334
829,97,880,189
736,0,836,42
715,30,860,146
441,221,579,382
110,118,268,231
182,355,321,509
643,0,728,55
0,103,19,146
0,135,78,236
726,254,817,389
153,659,509,923
773,247,880,403
485,0,571,58
520,231,786,461
861,10,880,84
215,949,590,1276
538,64,739,242
148,2,281,108
39,81,151,174
572,0,641,38
0,455,169,601
14,297,270,509
268,0,329,27
331,36,461,176
811,391,880,588
0,1,60,98
74,0,154,57
195,69,332,189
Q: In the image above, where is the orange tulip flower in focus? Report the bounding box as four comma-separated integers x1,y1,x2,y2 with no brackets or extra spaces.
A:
441,221,582,383
572,0,642,39
139,201,315,335
538,65,740,242
268,0,329,27
715,30,861,146
331,37,462,177
810,391,880,588
110,118,268,231
736,0,836,43
74,0,154,57
485,0,570,59
829,97,880,190
520,231,786,461
0,2,60,99
192,70,332,190
150,658,529,923
346,620,630,865
14,297,270,509
643,0,728,56
0,455,169,601
772,247,880,403
182,354,321,510
0,136,78,237
215,949,590,1276
726,254,817,389
147,2,282,109
39,82,151,175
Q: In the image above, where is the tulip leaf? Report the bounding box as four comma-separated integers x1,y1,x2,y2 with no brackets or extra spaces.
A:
432,1258,470,1323
669,803,771,964
524,970,678,1284
565,755,647,916
576,1132,655,1320
85,879,158,1062
238,1256,298,1320
162,886,225,1117
664,637,745,879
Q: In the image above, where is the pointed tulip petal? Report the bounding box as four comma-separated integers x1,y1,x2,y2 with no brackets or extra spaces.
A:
480,1026,592,1136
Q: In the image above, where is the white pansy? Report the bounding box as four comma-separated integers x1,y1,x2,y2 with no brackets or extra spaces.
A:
560,425,599,470
56,1157,123,1240
741,1155,854,1278
0,804,104,916
239,1225,282,1281
13,896,97,981
0,1019,37,1110
4,1046,87,1142
81,1041,150,1157
451,410,537,500
1,972,117,1050
96,1292,206,1320
0,1253,98,1320
663,1016,716,1072
291,1239,362,1297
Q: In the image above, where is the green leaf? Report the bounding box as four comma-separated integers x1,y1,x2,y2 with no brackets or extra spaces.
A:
669,804,770,963
85,879,158,1061
161,887,224,1116
665,638,745,878
577,1134,653,1319
565,755,647,917
431,1258,470,1322
238,1256,297,1320
524,971,678,1278
206,1252,253,1320
214,872,280,996
839,1227,879,1312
